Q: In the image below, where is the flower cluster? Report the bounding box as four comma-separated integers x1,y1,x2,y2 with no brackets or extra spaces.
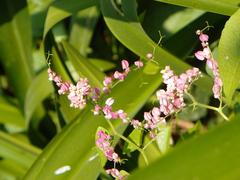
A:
48,68,91,109
194,30,222,99
93,98,129,123
96,130,120,163
102,59,143,93
139,66,201,137
106,168,125,180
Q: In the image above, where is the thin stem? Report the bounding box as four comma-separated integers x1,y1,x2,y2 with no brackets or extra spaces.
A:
185,92,229,121
106,120,149,165
143,137,156,150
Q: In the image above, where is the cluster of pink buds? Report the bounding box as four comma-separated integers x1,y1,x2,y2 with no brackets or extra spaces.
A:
157,66,201,115
48,68,70,95
102,59,143,93
96,130,120,163
48,68,91,109
93,98,129,123
106,168,125,180
194,30,223,99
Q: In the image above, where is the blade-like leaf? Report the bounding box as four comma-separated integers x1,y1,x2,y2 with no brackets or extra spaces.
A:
0,0,33,107
69,6,99,56
62,41,104,88
0,97,25,130
0,131,41,169
154,0,239,16
218,9,240,104
24,70,54,123
100,0,212,91
43,0,96,37
128,116,240,180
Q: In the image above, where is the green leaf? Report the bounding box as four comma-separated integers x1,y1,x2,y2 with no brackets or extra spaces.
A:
69,6,99,56
100,0,212,91
89,58,115,72
156,125,171,154
0,159,27,179
124,129,142,153
24,70,54,123
0,131,41,169
218,9,240,104
154,0,239,16
129,116,240,180
62,41,104,88
0,97,25,130
0,0,33,107
43,0,96,37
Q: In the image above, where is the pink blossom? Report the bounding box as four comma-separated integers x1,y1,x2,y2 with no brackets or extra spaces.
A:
117,109,129,123
58,82,70,95
199,33,209,42
113,71,125,81
121,60,130,73
195,31,223,99
134,60,143,68
96,130,120,163
106,168,124,180
103,76,112,87
93,105,101,115
194,51,205,61
67,78,91,109
91,87,101,101
131,119,142,129
105,97,114,106
146,53,153,59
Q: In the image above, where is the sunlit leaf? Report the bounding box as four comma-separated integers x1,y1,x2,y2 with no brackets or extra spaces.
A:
218,9,240,104
129,116,240,180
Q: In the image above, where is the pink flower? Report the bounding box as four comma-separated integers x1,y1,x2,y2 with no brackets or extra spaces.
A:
93,105,101,115
96,130,120,163
199,33,209,42
113,71,125,81
194,51,205,61
91,87,101,101
117,109,128,123
103,76,112,87
134,60,143,68
195,31,223,99
121,60,130,73
58,82,70,95
106,168,125,180
131,119,142,129
146,53,153,59
105,97,114,106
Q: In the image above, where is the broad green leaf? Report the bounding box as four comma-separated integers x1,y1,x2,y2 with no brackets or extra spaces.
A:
124,129,142,153
89,58,115,72
0,131,41,169
218,9,240,104
0,97,25,130
129,116,240,180
0,159,27,179
43,0,96,37
156,125,171,154
24,70,54,123
62,41,104,88
154,0,239,16
70,6,99,56
0,0,33,107
100,0,212,91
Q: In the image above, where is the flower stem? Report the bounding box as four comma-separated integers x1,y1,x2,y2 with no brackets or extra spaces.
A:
185,92,229,121
106,120,149,165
